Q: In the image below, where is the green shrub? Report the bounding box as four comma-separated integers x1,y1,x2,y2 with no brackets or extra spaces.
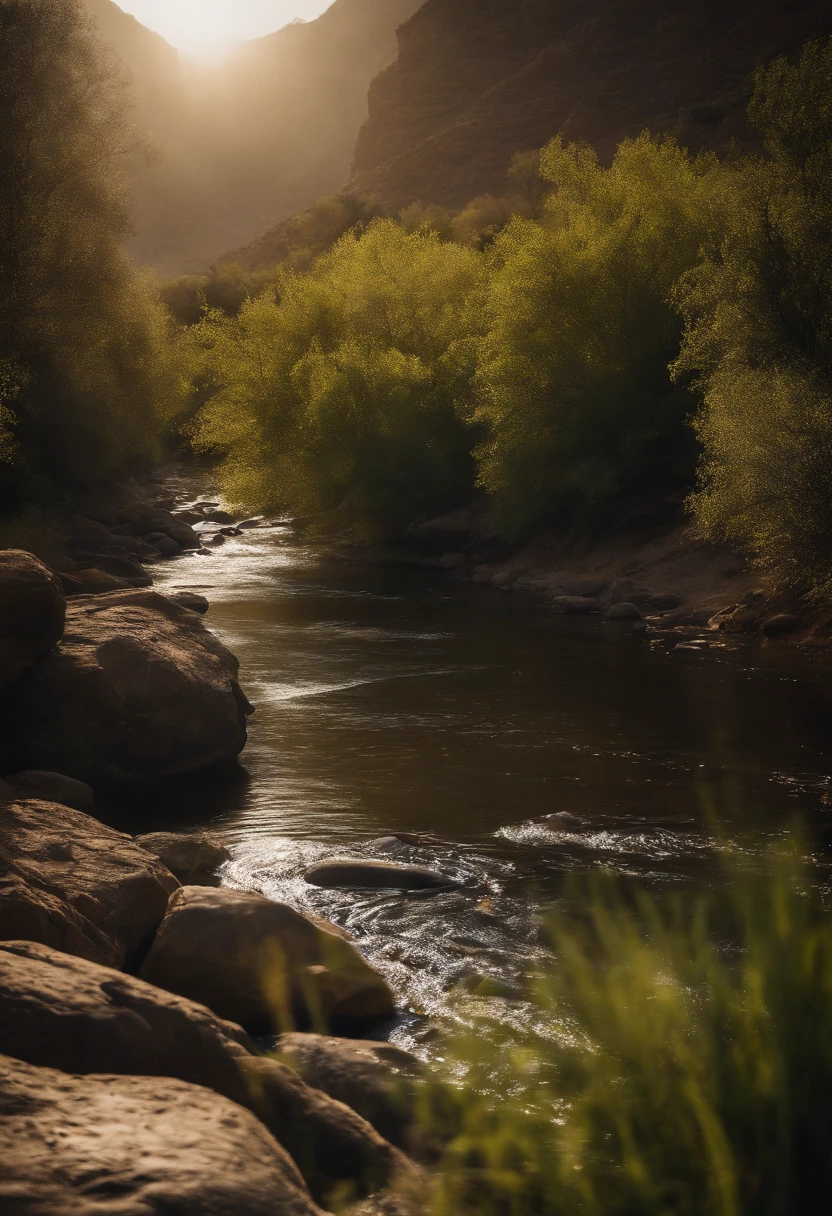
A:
192,221,487,537
424,846,832,1216
678,38,832,599
473,134,722,533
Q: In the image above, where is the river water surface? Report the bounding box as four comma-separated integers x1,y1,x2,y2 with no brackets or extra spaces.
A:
139,508,832,1059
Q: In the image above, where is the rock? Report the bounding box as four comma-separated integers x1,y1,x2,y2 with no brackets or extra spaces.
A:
0,779,13,800
0,941,252,1104
305,860,454,891
491,572,514,588
171,591,210,615
602,577,636,607
0,942,408,1204
63,567,133,594
0,1054,321,1216
208,532,228,546
69,553,152,586
0,550,65,694
12,589,252,786
139,885,395,1034
0,800,179,967
239,517,264,528
440,552,466,570
762,613,801,637
172,509,205,524
164,521,201,550
404,505,481,552
204,509,236,524
564,578,608,598
275,1033,424,1149
240,1055,410,1204
643,593,684,612
550,595,597,614
605,601,642,620
2,771,94,811
135,832,230,886
144,531,182,558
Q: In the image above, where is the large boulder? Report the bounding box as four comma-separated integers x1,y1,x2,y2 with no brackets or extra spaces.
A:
275,1034,424,1149
2,771,94,811
0,550,65,694
135,831,230,886
0,1054,322,1216
11,589,253,786
0,800,179,967
0,942,409,1205
140,885,395,1034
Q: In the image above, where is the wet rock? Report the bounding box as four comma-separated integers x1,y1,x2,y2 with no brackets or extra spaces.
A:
550,595,597,614
2,771,94,811
605,601,642,620
204,509,236,524
0,941,252,1103
762,613,801,637
601,578,638,607
139,885,395,1034
164,521,201,550
239,517,264,529
564,578,608,598
0,800,179,967
144,531,182,558
64,567,132,594
491,572,514,589
12,589,252,786
68,552,153,586
135,831,230,886
171,591,210,615
240,1054,411,1204
275,1033,424,1150
219,525,244,536
207,532,228,546
0,550,65,694
0,1054,320,1216
172,509,205,524
305,860,454,891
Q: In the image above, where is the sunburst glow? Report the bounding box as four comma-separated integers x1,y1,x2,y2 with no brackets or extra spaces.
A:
117,0,332,59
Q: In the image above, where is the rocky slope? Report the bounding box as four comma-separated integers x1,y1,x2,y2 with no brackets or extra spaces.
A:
347,0,832,209
83,0,422,274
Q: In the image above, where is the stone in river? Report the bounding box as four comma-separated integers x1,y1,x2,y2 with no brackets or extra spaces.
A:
305,859,455,891
549,595,597,614
135,831,230,886
0,1054,321,1216
171,590,210,615
0,550,65,695
605,601,642,620
11,589,252,786
762,613,801,637
139,885,394,1033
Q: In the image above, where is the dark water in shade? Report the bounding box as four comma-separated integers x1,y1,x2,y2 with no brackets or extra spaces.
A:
133,508,832,1058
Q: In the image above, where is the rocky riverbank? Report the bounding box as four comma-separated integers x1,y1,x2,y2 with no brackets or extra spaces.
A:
0,483,429,1214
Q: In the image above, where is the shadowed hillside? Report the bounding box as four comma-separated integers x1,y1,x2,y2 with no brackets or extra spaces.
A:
347,0,832,209
83,0,422,274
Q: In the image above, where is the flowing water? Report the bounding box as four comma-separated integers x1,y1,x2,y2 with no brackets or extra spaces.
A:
132,505,832,1059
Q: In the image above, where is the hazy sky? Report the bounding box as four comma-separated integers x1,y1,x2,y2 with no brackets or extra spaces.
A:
118,0,333,58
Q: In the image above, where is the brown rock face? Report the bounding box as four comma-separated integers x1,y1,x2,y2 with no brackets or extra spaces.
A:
276,1033,424,1149
135,831,231,886
140,885,395,1034
348,0,832,211
0,1054,322,1216
12,589,253,786
0,801,179,967
0,550,65,694
2,771,94,811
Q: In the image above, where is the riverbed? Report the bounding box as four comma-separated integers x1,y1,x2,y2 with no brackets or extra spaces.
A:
134,507,832,1059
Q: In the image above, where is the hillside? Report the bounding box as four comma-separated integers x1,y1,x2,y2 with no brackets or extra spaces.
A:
347,0,832,209
83,0,422,274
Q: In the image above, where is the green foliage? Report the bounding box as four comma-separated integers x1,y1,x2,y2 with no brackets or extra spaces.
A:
0,0,186,508
399,201,456,241
677,38,832,599
192,221,487,537
424,847,832,1216
473,134,720,531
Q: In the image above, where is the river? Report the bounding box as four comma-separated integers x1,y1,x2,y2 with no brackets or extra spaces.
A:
124,501,832,1060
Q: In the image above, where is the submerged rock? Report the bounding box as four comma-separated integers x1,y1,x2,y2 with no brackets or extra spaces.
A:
2,770,94,811
762,613,801,637
0,1054,321,1216
11,589,252,786
605,601,642,620
549,595,597,614
135,831,230,886
0,550,65,694
139,885,395,1033
305,860,455,891
171,590,210,614
0,800,179,967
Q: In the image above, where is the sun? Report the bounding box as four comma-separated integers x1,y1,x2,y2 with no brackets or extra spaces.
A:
117,1,332,61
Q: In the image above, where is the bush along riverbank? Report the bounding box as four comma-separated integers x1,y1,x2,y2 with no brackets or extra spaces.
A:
0,505,430,1212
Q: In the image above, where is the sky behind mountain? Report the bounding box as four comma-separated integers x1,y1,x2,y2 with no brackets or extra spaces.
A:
116,0,332,57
